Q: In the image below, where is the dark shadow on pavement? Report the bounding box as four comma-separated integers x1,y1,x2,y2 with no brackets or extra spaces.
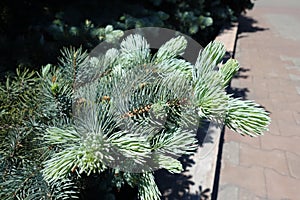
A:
227,67,250,100
237,15,269,39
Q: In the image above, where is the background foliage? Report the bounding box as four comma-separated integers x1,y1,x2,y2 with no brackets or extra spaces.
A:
0,0,254,75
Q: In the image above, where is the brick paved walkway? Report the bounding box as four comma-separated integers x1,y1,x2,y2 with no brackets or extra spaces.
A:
218,0,300,199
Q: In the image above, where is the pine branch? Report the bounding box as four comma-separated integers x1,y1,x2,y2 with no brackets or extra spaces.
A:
137,172,161,200
219,58,240,86
226,98,271,136
193,41,226,80
154,36,187,62
120,34,151,67
193,71,229,120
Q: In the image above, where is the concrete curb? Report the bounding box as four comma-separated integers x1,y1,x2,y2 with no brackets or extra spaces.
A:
215,23,239,58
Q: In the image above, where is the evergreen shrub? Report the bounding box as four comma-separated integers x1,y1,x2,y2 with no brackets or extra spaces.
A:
0,33,269,199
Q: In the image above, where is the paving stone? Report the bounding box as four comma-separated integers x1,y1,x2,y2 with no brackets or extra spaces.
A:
222,141,240,165
249,82,271,99
281,56,300,69
239,187,268,200
253,89,270,100
293,111,300,124
260,134,300,156
289,74,300,81
268,93,287,105
257,0,300,8
285,92,300,104
252,77,268,88
220,162,267,197
270,99,289,111
279,78,298,88
255,99,274,113
265,169,300,200
266,120,281,135
285,101,300,112
296,86,300,95
269,110,294,122
225,128,261,149
285,65,300,71
266,70,281,78
284,89,300,100
239,143,289,176
289,68,300,77
286,152,300,179
265,14,300,41
268,89,290,103
218,184,239,200
277,120,300,136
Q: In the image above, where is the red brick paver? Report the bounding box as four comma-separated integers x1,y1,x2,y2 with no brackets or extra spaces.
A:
218,0,300,199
